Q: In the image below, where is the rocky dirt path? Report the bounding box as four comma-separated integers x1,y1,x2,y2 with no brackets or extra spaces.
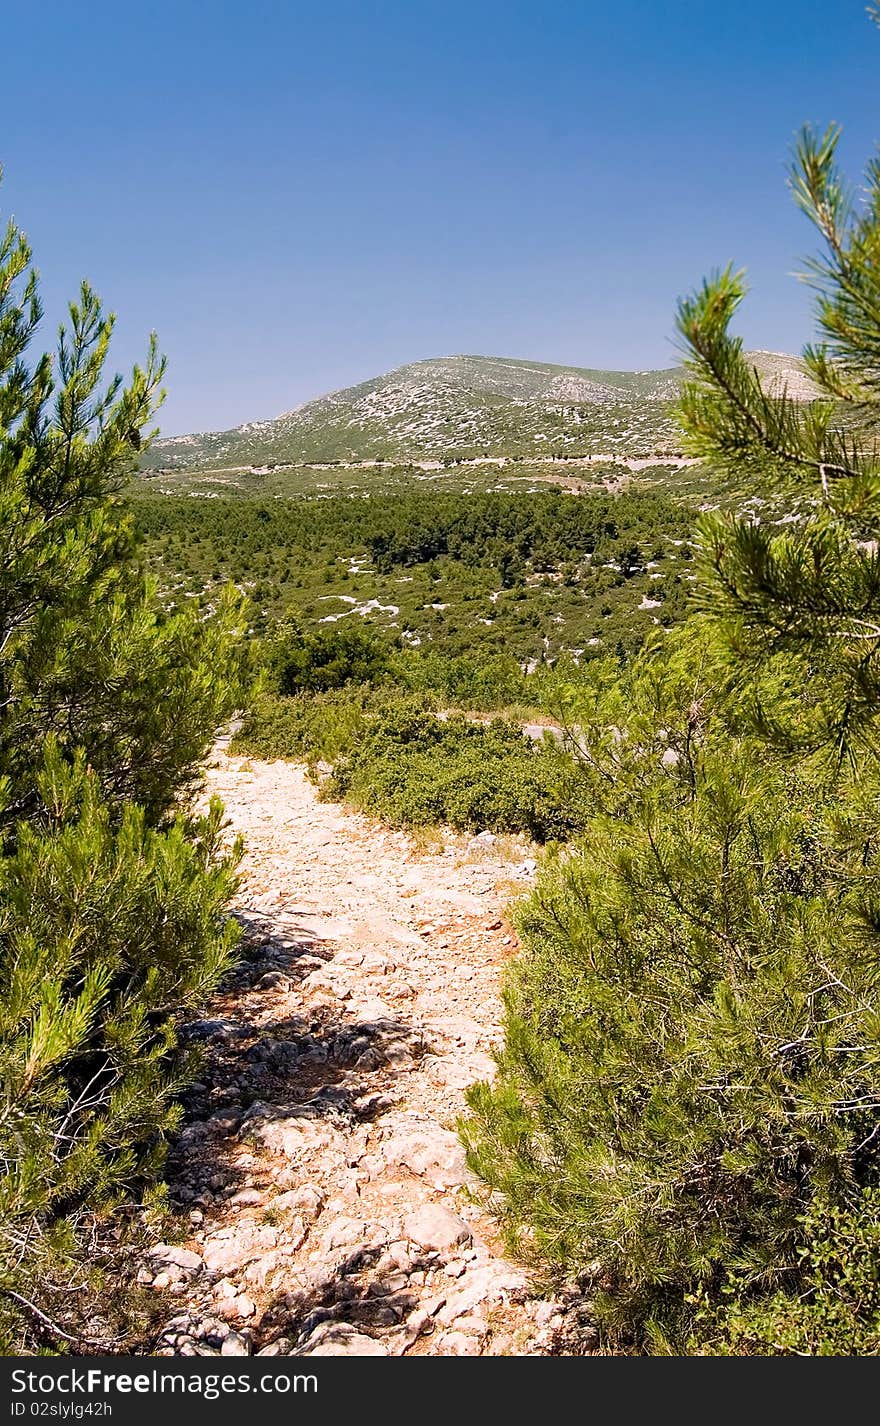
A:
141,739,584,1357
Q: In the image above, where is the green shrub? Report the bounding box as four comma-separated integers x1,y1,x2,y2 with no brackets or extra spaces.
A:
463,72,880,1355
0,749,240,1350
133,485,698,669
690,1194,880,1355
235,681,581,841
231,686,376,765
328,703,579,840
393,648,536,712
265,621,394,695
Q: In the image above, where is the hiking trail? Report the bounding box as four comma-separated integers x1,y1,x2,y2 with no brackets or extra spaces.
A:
141,737,589,1357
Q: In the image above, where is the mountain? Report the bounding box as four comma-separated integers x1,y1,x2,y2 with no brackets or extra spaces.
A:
141,351,817,472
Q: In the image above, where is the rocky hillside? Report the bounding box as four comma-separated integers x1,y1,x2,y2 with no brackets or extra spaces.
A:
142,351,817,471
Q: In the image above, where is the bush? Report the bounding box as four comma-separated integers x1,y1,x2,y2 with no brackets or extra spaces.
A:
0,750,240,1350
328,702,580,840
231,686,376,765
265,621,394,695
690,1194,880,1355
463,72,880,1353
394,648,536,711
233,680,582,842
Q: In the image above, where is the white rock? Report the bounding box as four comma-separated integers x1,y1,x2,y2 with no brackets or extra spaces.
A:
250,1110,347,1165
436,1262,528,1325
455,1314,489,1338
256,1339,290,1356
301,1323,388,1357
220,1332,251,1356
444,1260,467,1279
438,1330,482,1355
147,1243,203,1273
406,1308,434,1337
202,1224,278,1274
382,1126,470,1187
228,1188,265,1207
243,1249,287,1289
403,1204,472,1251
273,1184,324,1221
321,1216,368,1251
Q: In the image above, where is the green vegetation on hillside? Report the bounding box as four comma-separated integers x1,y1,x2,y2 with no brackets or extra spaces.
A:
231,620,581,840
139,354,686,470
326,701,577,841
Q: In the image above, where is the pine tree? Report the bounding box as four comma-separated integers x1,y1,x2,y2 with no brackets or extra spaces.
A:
462,637,880,1352
0,191,246,1350
676,95,880,765
463,21,880,1353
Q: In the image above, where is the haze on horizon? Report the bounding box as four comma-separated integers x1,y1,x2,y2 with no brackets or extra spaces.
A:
4,0,877,436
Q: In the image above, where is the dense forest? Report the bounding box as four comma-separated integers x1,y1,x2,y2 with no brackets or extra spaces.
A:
134,486,696,663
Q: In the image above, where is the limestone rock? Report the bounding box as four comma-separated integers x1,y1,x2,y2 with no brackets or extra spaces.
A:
151,747,550,1359
300,1323,388,1357
435,1262,528,1325
382,1125,470,1188
147,1244,203,1274
220,1331,251,1356
403,1204,472,1251
438,1330,482,1355
272,1184,324,1221
202,1224,278,1275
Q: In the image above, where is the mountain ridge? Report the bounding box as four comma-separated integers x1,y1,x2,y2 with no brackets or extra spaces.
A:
142,350,816,472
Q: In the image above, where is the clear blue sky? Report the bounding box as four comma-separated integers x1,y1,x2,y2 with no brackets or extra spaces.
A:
3,0,878,434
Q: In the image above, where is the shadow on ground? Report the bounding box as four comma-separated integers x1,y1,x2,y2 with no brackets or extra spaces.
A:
157,912,442,1354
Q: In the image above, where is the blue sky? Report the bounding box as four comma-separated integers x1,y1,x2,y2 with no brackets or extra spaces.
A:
3,0,878,433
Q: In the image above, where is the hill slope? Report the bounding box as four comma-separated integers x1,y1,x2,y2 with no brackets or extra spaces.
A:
143,351,816,472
